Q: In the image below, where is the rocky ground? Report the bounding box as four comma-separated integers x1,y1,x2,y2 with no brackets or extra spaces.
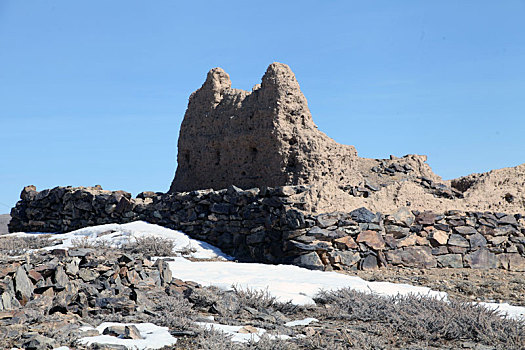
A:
0,234,523,349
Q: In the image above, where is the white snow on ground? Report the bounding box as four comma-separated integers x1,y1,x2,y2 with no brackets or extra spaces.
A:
479,302,525,320
8,221,231,260
165,258,525,320
77,322,177,349
164,257,448,304
8,221,525,321
195,322,290,343
285,318,319,327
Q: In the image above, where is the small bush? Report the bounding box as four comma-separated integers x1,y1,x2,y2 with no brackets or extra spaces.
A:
0,235,51,255
244,333,295,350
232,286,301,316
175,327,239,350
71,236,113,249
232,286,278,310
152,293,195,330
123,236,176,257
172,328,294,350
296,328,382,350
314,288,525,348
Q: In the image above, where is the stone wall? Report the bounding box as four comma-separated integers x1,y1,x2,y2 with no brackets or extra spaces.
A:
9,185,525,271
8,185,310,263
295,207,525,272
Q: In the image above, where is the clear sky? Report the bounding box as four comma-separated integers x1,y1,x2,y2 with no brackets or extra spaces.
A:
1,1,524,211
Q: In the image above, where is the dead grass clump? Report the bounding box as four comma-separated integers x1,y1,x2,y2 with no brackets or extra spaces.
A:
173,329,294,350
173,327,238,350
232,286,301,315
314,288,525,348
244,334,295,350
187,285,302,321
0,235,51,255
70,236,113,249
151,293,195,330
187,286,247,321
296,328,386,350
123,236,176,257
232,286,278,310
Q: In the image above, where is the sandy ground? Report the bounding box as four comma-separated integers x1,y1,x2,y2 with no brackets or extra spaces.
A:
0,214,10,235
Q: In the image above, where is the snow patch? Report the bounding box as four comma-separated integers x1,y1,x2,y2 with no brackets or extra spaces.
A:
165,257,447,305
196,322,290,343
285,318,319,327
479,302,525,320
77,322,177,349
10,221,231,260
9,222,525,321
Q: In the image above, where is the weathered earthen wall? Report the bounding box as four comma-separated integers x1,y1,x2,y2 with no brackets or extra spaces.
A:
168,63,525,215
9,185,525,271
169,63,361,194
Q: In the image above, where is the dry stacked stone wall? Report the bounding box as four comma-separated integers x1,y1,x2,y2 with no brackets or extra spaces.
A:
8,185,310,263
9,185,525,272
297,207,525,272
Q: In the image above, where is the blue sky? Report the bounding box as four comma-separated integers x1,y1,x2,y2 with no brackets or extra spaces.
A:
1,1,524,211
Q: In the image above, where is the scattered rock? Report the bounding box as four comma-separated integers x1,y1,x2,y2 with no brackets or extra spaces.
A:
468,233,487,250
384,224,410,238
454,226,478,235
360,254,378,270
329,251,361,268
333,236,358,250
350,208,376,223
391,207,415,227
14,266,33,304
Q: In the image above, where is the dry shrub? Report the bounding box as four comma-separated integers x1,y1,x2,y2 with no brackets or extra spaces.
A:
0,235,51,255
173,327,238,350
173,328,294,350
314,288,525,348
151,293,195,330
71,236,112,249
187,285,301,321
232,286,278,310
297,328,383,350
244,334,295,350
123,236,176,257
232,285,300,315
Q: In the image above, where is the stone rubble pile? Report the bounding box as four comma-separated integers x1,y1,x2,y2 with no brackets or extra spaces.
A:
0,248,197,349
8,185,525,272
339,175,464,200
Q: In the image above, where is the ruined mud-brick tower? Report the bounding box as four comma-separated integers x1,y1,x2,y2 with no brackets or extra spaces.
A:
169,63,360,193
